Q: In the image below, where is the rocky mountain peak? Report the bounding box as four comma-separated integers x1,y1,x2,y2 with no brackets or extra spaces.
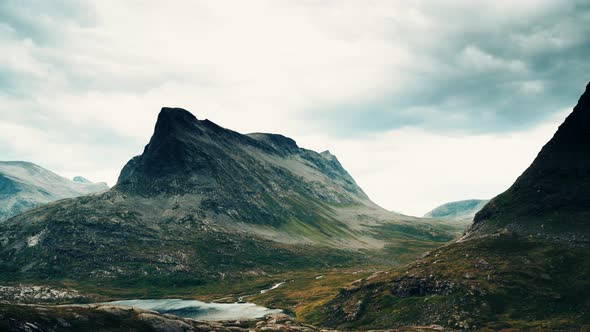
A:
320,150,336,160
157,107,198,126
152,107,200,139
116,107,368,210
538,81,590,150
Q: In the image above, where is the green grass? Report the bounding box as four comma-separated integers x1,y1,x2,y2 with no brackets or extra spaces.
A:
309,234,590,330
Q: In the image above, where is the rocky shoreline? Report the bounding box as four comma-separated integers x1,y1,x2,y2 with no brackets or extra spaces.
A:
0,302,453,332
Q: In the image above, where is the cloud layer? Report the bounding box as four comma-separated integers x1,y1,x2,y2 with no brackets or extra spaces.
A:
0,0,588,215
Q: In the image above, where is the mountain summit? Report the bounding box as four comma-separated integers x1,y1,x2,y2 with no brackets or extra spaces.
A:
116,107,369,226
467,82,590,240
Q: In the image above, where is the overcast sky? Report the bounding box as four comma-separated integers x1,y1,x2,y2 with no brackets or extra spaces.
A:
1,1,589,216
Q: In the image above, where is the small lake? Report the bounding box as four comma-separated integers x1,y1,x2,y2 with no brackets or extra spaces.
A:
103,299,282,321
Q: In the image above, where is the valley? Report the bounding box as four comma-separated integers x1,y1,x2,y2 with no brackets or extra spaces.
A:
1,84,589,331
305,82,590,330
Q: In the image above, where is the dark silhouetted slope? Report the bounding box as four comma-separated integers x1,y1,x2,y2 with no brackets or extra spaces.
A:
467,82,590,241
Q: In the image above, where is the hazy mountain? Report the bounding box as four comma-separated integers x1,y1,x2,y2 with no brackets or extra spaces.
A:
0,108,459,289
312,83,590,331
72,176,92,184
423,199,489,220
0,161,108,221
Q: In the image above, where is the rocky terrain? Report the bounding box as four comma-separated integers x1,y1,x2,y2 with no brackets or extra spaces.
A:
0,303,454,332
309,83,590,331
0,161,108,221
0,285,83,303
0,108,459,294
423,200,489,223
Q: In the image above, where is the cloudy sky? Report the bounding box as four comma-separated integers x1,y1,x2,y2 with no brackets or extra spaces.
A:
1,1,589,216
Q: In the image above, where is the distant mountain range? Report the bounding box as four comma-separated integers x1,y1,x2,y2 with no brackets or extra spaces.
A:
423,199,489,221
0,108,460,289
0,161,108,221
312,82,590,330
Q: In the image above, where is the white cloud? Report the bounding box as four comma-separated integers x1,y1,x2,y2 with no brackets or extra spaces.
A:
520,80,545,94
0,120,128,186
0,0,587,214
459,46,527,73
296,110,569,216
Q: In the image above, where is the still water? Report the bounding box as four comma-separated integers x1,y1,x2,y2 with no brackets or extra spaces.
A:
104,299,282,321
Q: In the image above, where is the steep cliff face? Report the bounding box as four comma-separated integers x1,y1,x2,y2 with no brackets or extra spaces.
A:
0,107,456,287
466,82,590,241
0,161,108,221
115,107,369,226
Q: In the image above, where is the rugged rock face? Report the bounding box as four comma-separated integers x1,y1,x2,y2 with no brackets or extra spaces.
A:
0,108,457,288
0,161,108,221
466,82,590,241
0,285,83,303
116,107,369,226
423,200,489,221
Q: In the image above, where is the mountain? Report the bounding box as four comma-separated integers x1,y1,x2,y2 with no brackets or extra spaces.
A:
115,108,370,228
0,161,108,221
72,176,92,184
423,199,489,221
311,83,590,330
466,82,590,241
0,108,459,293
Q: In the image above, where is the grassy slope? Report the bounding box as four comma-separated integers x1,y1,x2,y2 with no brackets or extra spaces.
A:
0,189,461,303
310,234,590,331
0,240,441,305
0,303,158,332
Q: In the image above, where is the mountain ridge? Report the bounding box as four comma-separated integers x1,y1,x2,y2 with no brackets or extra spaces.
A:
423,199,489,221
0,107,459,291
115,107,371,227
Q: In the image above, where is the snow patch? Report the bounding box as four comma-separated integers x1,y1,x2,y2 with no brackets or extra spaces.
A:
27,233,42,247
260,282,285,294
